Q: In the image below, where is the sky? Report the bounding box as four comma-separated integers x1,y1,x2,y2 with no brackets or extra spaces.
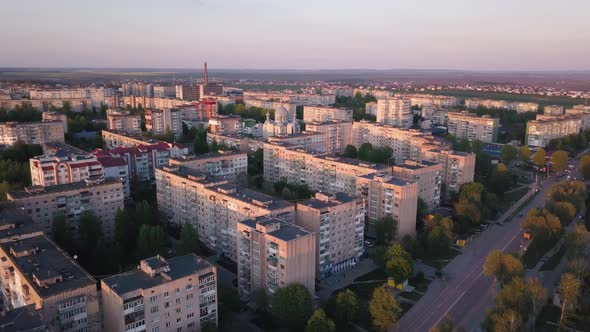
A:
1,0,589,70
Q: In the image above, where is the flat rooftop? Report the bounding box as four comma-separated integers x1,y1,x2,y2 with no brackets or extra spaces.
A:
42,142,89,156
396,160,439,170
102,254,214,296
297,192,357,209
0,202,42,241
170,151,246,162
8,177,121,200
0,305,47,332
240,217,312,242
360,173,415,186
0,235,96,298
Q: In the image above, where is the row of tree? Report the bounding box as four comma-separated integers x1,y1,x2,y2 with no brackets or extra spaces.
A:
0,104,42,122
218,103,275,122
343,143,394,164
546,129,590,153
0,143,43,199
333,93,377,121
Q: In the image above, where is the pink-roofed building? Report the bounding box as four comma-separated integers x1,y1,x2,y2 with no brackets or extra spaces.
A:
30,152,104,187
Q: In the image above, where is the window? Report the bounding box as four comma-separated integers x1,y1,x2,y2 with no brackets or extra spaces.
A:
164,291,169,298
151,306,159,313
151,327,160,332
186,294,193,300
176,288,181,294
150,295,158,303
186,284,193,290
164,302,170,308
187,312,195,319
176,317,182,323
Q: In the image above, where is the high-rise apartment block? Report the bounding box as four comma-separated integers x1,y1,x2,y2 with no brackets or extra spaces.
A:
305,121,353,155
356,173,418,238
303,106,353,123
447,112,499,143
365,102,377,116
0,234,101,332
544,105,565,116
237,217,315,299
101,254,217,332
156,166,295,261
391,160,443,209
107,109,142,133
243,92,335,106
175,85,200,101
122,83,154,97
30,151,103,187
7,178,124,238
168,151,248,181
208,115,242,135
296,193,364,279
153,85,176,98
145,109,183,136
421,149,476,193
376,97,412,128
565,105,590,130
525,117,582,147
42,111,68,134
0,121,64,146
266,132,326,153
401,94,458,108
464,99,538,113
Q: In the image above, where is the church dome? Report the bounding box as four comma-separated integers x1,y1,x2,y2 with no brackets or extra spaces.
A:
275,105,289,123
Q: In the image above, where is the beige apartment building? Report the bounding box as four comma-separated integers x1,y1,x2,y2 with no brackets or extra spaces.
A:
0,234,101,332
303,106,353,123
565,105,590,130
0,121,64,146
42,111,68,133
206,133,265,153
376,97,412,128
447,112,499,143
155,166,295,261
0,202,44,243
237,217,316,300
266,131,327,153
356,173,418,238
7,178,124,238
391,160,443,209
101,254,218,332
544,105,565,116
145,108,183,137
464,99,538,113
243,91,335,106
525,117,582,147
168,151,248,181
305,120,353,155
30,151,103,187
263,142,381,196
106,109,142,133
365,102,377,116
421,149,476,194
208,115,242,135
244,99,297,115
296,193,365,279
400,94,458,108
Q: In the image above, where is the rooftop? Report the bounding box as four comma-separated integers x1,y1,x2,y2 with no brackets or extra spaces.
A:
101,254,214,296
42,142,88,156
297,192,358,209
0,202,42,242
8,177,122,200
169,151,246,162
0,235,96,298
240,217,312,242
0,305,47,332
395,159,440,170
360,173,415,186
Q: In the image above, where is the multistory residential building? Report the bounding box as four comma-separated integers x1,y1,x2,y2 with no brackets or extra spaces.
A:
156,166,295,261
353,89,392,99
267,132,327,153
376,97,412,128
525,117,582,147
122,83,154,97
41,111,68,134
30,87,112,109
236,217,315,299
101,254,217,332
365,102,377,116
356,173,418,238
153,85,176,98
244,99,297,116
565,105,590,130
305,121,353,155
175,85,199,101
199,84,224,97
208,115,242,135
106,109,141,133
145,109,183,136
206,133,265,153
296,193,364,279
122,96,190,110
0,234,100,331
399,94,458,108
391,160,443,209
431,109,449,126
464,99,538,113
102,129,190,151
168,151,247,181
96,155,130,197
321,87,354,97
29,152,103,187
0,202,44,243
263,142,381,196
303,106,353,123
0,305,48,332
544,105,565,116
0,121,64,146
243,92,335,106
7,178,124,238
447,112,499,143
421,149,476,194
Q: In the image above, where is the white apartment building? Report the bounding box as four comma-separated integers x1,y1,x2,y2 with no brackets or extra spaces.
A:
296,192,365,279
526,117,582,147
421,149,476,194
101,255,218,332
391,160,443,209
0,121,64,146
30,152,103,187
565,105,590,130
303,106,353,123
153,85,177,98
376,97,412,128
145,109,183,137
447,112,499,143
42,111,68,134
243,91,335,106
544,105,564,116
168,151,248,181
106,109,142,133
365,102,377,116
305,121,353,155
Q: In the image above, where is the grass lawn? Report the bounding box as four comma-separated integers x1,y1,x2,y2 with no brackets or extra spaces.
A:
354,268,387,282
418,248,462,270
522,239,555,269
498,186,530,214
540,245,566,271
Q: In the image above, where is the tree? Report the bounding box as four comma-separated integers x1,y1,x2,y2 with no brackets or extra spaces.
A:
179,223,199,255
579,154,590,179
424,216,454,257
550,150,569,172
567,257,590,282
564,224,590,260
488,163,513,196
525,277,547,332
51,214,73,253
501,145,518,164
384,243,413,284
558,273,581,328
334,289,359,322
483,250,524,286
518,146,531,161
457,138,471,152
305,309,335,332
432,315,465,332
521,208,562,242
271,284,312,331
253,288,269,314
135,200,155,225
358,143,373,161
77,211,102,256
369,285,401,331
343,145,358,158
200,321,218,332
550,201,576,226
114,209,138,252
218,285,241,312
375,216,396,245
532,148,546,167
545,180,587,213
491,309,522,332
137,225,165,259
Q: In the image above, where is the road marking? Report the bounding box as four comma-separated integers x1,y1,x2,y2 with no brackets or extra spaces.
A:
502,230,520,251
431,289,468,329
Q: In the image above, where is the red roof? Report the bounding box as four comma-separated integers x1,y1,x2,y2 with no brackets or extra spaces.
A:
97,156,127,168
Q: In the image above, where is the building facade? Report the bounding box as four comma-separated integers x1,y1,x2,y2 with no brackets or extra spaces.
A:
391,160,443,209
145,109,183,137
29,153,103,187
0,121,64,146
168,151,248,181
376,97,412,128
447,112,499,143
42,111,68,134
303,121,352,155
303,106,353,123
106,109,142,133
421,149,476,194
525,117,582,147
262,105,300,139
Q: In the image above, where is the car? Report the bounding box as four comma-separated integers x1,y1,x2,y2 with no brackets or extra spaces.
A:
518,213,524,217
364,240,374,247
578,215,583,219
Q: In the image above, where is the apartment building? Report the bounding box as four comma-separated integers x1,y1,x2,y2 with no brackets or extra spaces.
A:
175,85,200,101
376,97,412,128
356,173,418,238
30,87,112,109
321,87,354,97
96,155,130,197
101,254,217,332
296,193,364,279
106,109,142,133
0,234,100,332
0,202,44,243
0,121,64,146
303,106,353,123
544,105,565,116
208,115,242,135
430,109,449,126
244,99,297,115
365,102,377,116
42,111,68,134
263,142,381,196
464,99,538,113
168,151,248,181
155,166,295,261
447,112,499,143
237,217,316,299
421,149,476,194
206,133,265,153
145,109,182,136
243,91,335,106
153,85,176,98
29,152,103,187
305,121,353,155
400,94,458,108
565,105,590,130
122,83,154,97
525,117,582,147
122,96,191,110
7,178,124,238
267,132,327,153
353,89,392,99
391,160,443,209
0,305,48,332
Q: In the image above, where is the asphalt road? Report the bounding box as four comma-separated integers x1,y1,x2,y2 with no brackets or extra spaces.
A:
395,171,565,332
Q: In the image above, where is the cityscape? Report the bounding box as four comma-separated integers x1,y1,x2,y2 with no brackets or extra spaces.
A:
0,1,590,332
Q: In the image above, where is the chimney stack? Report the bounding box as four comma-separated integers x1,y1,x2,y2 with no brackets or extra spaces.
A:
204,62,209,86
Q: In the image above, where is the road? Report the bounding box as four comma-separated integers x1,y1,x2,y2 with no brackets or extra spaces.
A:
395,168,569,331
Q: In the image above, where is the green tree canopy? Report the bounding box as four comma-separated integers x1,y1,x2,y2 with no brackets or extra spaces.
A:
501,145,518,163
545,181,587,213
51,214,74,253
137,224,166,259
518,146,531,161
521,208,562,242
343,145,358,158
483,250,524,286
305,309,335,332
271,284,313,331
375,216,396,245
432,315,465,332
549,201,576,226
558,273,581,327
579,154,590,179
384,243,413,283
358,143,373,160
424,216,454,257
178,223,199,255
564,224,590,260
550,150,569,172
532,148,546,167
488,163,513,196
334,289,359,322
369,285,401,331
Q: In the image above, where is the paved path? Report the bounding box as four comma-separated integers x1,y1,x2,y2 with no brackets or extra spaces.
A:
317,258,376,303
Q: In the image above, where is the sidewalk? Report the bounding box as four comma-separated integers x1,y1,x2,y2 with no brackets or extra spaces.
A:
317,258,376,303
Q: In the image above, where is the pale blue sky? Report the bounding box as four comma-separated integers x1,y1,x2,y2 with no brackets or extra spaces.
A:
1,0,589,70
